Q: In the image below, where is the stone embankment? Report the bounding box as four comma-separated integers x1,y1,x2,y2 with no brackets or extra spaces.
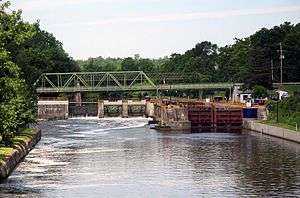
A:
243,119,300,143
0,129,41,180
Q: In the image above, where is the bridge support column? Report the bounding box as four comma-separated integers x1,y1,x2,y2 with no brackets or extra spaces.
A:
74,92,82,106
122,100,128,118
97,101,104,118
37,100,69,120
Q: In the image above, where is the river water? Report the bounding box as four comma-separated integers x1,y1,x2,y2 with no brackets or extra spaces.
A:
0,118,300,197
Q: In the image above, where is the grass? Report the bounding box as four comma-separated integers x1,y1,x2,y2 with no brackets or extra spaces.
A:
264,95,300,132
261,120,299,132
0,147,14,165
279,85,300,96
0,128,36,165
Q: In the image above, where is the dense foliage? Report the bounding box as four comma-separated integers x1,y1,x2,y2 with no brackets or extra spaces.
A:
15,24,79,85
78,22,300,88
78,55,166,73
0,1,78,146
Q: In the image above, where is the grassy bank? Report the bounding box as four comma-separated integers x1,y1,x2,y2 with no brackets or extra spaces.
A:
0,128,37,165
280,85,300,96
261,120,299,132
266,96,300,132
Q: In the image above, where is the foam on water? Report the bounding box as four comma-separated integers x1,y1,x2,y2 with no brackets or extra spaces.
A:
68,116,100,120
9,118,149,178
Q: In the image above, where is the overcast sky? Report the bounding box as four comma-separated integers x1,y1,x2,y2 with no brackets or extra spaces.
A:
10,0,300,60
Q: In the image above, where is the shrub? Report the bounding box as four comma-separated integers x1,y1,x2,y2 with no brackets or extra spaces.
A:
252,85,268,98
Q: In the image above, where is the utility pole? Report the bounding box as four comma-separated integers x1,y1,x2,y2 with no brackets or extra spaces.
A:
277,99,279,123
279,43,284,85
271,59,274,82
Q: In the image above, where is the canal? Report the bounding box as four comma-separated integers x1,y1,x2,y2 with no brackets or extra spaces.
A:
0,118,300,197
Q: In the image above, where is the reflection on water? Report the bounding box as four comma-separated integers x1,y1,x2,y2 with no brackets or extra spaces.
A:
0,117,299,197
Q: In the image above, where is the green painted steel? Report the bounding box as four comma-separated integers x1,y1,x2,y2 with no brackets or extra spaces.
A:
34,71,241,93
35,71,300,93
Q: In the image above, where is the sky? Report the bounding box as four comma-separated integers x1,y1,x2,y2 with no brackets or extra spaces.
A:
10,0,300,60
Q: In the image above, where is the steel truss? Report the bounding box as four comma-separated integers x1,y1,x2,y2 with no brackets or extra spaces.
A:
34,71,242,93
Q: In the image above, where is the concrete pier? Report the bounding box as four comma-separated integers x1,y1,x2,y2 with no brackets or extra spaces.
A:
97,101,104,118
37,100,69,119
122,100,129,118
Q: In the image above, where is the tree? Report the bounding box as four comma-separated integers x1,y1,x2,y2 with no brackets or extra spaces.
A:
137,58,155,72
121,57,138,71
0,1,35,145
282,24,300,82
217,38,251,83
217,22,300,87
252,85,268,98
0,1,79,145
247,22,299,86
14,24,79,86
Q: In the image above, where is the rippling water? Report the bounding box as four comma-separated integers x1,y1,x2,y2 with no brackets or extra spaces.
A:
0,118,300,197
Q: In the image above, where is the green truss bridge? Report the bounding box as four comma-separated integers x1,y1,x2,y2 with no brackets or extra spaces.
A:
34,71,243,93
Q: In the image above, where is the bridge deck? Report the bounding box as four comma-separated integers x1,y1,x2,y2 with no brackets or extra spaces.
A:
34,71,300,93
36,83,242,93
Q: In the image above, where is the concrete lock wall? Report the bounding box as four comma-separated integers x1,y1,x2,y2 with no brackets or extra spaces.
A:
38,101,69,119
243,119,300,143
157,105,191,130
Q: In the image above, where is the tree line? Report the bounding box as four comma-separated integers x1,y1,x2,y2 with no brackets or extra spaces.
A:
0,1,78,145
78,22,300,88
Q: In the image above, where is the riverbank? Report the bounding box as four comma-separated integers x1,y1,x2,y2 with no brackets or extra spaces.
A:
0,128,41,181
243,119,300,143
261,120,298,131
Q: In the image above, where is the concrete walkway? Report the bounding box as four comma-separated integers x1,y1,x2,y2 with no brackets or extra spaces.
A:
243,119,300,143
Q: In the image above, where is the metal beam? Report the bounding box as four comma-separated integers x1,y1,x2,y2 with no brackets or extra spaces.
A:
35,71,300,94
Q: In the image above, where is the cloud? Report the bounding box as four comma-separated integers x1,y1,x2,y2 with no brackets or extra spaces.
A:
11,0,158,11
51,5,300,27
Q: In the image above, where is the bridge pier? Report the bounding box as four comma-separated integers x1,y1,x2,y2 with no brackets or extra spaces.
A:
97,101,104,118
37,100,69,120
74,92,82,106
122,100,129,118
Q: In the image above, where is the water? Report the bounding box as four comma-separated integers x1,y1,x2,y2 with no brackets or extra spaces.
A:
0,118,300,197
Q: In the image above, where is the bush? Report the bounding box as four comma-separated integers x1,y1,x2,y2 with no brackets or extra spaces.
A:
252,85,268,98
